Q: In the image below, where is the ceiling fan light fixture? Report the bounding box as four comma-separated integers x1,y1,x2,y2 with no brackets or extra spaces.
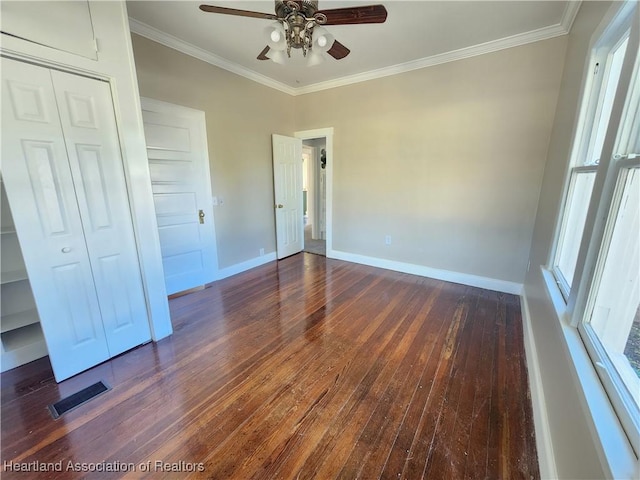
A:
265,22,287,50
312,26,333,53
199,2,387,64
266,48,288,64
307,50,325,66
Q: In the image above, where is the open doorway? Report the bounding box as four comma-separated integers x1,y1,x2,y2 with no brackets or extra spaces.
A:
302,140,326,256
295,128,333,258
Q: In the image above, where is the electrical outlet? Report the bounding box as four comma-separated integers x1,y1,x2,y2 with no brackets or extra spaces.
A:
385,235,392,245
259,248,265,256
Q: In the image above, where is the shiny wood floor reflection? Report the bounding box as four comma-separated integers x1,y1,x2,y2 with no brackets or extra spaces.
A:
1,253,539,479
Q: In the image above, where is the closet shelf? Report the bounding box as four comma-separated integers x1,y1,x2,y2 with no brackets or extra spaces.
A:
1,269,29,285
1,323,45,352
0,269,29,284
1,158,47,372
1,309,39,333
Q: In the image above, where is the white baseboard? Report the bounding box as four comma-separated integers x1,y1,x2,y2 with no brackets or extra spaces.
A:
329,250,523,295
216,252,277,280
520,293,558,480
215,249,522,295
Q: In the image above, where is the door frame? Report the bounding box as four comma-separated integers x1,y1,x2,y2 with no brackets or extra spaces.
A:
295,128,334,258
141,97,219,287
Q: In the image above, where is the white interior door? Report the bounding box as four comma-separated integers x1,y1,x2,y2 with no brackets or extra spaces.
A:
272,134,303,259
1,58,109,381
51,70,151,357
1,57,151,381
141,98,217,295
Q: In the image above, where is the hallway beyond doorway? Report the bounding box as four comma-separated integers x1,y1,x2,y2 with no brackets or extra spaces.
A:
304,224,325,256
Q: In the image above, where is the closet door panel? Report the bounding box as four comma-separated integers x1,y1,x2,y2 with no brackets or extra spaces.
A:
1,58,110,380
51,70,151,356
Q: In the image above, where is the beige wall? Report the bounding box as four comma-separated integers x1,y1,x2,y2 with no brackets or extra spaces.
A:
523,2,612,479
296,37,566,284
131,34,295,269
131,32,566,285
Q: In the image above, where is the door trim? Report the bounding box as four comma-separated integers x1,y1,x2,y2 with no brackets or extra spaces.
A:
295,128,334,258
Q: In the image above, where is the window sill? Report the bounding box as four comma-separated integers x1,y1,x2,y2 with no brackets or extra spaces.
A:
541,267,638,479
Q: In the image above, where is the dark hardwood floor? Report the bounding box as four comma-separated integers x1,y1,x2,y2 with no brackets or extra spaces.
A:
1,253,538,479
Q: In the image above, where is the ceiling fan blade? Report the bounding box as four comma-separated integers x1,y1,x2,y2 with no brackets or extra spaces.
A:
199,4,277,20
257,46,270,60
327,40,350,60
317,4,387,25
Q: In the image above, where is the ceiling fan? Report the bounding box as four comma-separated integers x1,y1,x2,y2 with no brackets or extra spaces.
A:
199,1,387,65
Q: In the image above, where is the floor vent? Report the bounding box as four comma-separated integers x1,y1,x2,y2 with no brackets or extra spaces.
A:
48,381,111,419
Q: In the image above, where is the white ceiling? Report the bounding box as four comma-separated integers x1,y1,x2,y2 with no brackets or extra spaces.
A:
126,0,579,95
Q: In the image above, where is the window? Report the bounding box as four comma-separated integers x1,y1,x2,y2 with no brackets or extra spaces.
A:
552,2,639,455
553,29,630,298
583,165,639,442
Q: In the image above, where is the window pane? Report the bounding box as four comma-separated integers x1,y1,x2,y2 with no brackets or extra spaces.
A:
588,37,629,165
556,170,597,289
588,167,640,410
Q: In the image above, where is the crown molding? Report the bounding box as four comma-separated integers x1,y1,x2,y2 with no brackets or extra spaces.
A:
561,1,583,34
296,7,581,95
128,18,296,96
130,3,582,98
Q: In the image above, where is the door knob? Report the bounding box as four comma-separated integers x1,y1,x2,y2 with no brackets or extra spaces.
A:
276,204,284,208
198,209,205,224
61,247,71,253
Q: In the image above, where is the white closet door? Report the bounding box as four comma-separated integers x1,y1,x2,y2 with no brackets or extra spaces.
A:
51,70,151,357
1,57,110,380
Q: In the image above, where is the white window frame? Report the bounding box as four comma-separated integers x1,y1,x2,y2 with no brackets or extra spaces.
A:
553,165,597,298
550,0,640,459
552,13,633,301
580,155,639,446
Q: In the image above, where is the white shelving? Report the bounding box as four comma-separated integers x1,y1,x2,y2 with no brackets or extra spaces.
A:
2,323,44,351
1,308,40,333
1,178,48,372
0,270,29,285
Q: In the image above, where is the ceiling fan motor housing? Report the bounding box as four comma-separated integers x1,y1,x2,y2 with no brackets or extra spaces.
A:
275,1,319,19
275,1,323,53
